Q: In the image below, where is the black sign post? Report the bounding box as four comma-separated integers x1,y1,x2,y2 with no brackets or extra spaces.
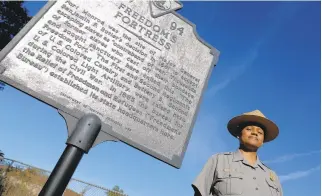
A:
39,114,101,196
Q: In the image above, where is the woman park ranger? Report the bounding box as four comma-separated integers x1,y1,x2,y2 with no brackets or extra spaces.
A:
192,110,283,196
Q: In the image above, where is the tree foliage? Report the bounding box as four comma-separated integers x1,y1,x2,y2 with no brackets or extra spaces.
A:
0,150,5,195
0,1,31,91
0,1,31,50
106,185,126,196
0,82,4,91
0,150,4,163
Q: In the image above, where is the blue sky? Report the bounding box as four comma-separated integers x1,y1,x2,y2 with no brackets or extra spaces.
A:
0,1,321,196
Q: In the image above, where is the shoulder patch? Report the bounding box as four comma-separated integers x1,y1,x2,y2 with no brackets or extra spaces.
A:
269,171,276,181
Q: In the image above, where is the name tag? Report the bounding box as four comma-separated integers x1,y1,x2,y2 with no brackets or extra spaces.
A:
223,168,238,172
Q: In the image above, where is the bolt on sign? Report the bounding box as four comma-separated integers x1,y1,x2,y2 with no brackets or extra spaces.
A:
0,0,219,168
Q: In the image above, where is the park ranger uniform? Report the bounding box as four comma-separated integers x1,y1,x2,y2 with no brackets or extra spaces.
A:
192,149,283,196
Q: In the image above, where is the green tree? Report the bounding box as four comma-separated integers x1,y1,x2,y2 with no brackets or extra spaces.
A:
0,1,31,50
0,150,5,195
0,1,31,91
0,151,4,160
106,185,126,196
0,82,4,91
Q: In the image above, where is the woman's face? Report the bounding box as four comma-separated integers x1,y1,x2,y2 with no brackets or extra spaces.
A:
239,125,265,150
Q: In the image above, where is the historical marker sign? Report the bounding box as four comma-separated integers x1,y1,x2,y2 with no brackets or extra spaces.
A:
0,0,219,168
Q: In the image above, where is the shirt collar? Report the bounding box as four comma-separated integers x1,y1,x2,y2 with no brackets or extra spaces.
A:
257,159,266,171
232,149,244,162
232,149,266,171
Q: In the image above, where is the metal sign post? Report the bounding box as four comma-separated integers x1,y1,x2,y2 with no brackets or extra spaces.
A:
39,114,101,196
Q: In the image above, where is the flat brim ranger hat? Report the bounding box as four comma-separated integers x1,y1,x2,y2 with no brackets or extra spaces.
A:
227,110,279,143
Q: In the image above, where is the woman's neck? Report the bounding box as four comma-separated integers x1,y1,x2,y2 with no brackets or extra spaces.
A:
239,147,258,166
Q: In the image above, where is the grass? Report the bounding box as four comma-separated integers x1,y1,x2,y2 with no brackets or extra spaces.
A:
0,166,81,196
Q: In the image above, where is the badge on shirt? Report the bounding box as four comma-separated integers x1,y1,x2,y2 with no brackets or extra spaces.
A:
269,172,275,181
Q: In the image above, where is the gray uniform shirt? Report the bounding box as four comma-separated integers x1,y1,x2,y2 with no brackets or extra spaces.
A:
192,150,283,196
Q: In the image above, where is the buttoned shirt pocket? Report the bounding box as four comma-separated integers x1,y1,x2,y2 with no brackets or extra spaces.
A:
213,170,244,195
265,177,280,196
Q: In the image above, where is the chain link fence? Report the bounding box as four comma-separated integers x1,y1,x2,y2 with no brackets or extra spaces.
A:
0,158,127,196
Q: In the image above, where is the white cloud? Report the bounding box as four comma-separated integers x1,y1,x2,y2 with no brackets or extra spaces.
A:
206,44,260,97
206,3,301,97
263,150,320,164
279,166,320,183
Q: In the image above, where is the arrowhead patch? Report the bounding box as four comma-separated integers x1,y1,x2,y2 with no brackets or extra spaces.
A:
270,172,275,181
